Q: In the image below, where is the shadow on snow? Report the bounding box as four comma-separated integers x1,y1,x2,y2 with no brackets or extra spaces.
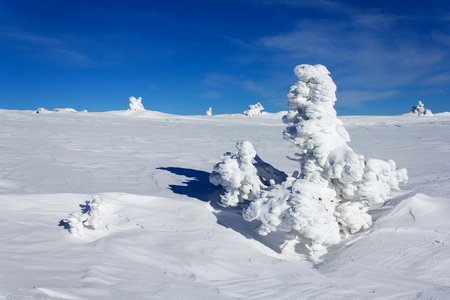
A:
157,167,299,256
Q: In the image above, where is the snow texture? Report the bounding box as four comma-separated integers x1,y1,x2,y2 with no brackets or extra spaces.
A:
129,96,145,111
243,102,264,117
412,100,433,116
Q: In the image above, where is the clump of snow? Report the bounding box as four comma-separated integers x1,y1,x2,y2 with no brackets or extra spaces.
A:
35,108,50,114
205,107,212,116
412,101,432,116
243,102,264,117
63,195,104,236
129,96,145,111
211,64,408,259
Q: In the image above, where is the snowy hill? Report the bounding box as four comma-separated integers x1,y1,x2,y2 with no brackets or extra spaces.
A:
0,109,449,299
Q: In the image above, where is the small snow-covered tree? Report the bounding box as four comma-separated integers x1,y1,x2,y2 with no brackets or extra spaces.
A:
63,195,104,236
206,107,213,116
243,102,264,117
210,141,287,207
211,64,407,259
129,96,145,111
412,101,432,116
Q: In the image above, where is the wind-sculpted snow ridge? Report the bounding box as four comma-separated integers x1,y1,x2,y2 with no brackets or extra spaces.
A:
211,64,408,259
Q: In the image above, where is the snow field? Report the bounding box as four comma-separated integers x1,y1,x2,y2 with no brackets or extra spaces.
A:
0,108,449,299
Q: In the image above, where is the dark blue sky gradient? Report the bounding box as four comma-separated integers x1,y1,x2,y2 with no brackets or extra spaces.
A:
1,0,449,115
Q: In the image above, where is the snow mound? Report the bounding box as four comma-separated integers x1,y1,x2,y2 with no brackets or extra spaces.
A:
52,108,78,113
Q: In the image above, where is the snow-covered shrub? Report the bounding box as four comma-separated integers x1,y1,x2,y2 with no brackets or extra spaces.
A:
412,101,432,116
205,107,212,116
210,141,287,207
243,102,264,117
129,96,145,111
63,195,104,236
211,64,408,259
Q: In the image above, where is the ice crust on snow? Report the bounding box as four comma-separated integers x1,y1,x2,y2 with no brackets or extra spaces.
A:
211,64,408,258
129,96,145,111
412,100,432,116
243,102,265,117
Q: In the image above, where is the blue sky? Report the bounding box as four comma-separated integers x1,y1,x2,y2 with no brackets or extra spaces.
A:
1,0,449,115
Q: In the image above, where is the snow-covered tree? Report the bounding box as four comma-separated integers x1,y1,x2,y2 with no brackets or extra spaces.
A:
211,64,408,259
64,195,104,236
412,101,432,116
243,102,264,117
210,141,287,207
129,96,145,111
205,107,212,116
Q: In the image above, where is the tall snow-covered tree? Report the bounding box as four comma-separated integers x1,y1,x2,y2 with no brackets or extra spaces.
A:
211,64,408,259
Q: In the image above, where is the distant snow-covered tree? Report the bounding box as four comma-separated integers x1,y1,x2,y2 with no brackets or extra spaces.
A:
211,64,408,259
243,102,264,117
412,101,432,116
206,107,212,116
129,96,145,111
35,108,50,114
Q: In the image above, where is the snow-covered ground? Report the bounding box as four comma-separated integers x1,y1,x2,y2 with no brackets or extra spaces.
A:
1,108,449,299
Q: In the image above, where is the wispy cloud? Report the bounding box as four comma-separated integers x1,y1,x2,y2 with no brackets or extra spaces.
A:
199,90,222,100
253,5,450,108
204,72,280,99
336,90,398,108
1,31,92,67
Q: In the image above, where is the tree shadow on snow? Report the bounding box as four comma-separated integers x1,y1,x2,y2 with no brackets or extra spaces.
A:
156,167,223,204
157,167,299,256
